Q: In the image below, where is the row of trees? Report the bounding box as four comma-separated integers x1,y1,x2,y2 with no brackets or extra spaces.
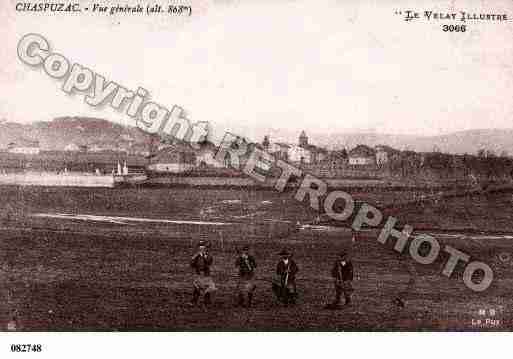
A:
387,149,513,184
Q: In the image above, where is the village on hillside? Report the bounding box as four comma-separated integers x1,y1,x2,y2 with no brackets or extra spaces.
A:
0,117,513,190
0,126,510,184
1,125,513,188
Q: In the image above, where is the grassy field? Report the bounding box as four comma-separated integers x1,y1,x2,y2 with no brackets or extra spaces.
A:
0,186,512,331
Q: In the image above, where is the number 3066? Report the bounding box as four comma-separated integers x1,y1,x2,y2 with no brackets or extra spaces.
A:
443,24,466,32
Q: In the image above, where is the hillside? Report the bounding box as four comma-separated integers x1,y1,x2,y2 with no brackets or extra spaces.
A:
0,117,152,151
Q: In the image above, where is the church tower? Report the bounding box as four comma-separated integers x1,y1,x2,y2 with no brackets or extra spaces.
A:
262,135,270,150
299,130,308,147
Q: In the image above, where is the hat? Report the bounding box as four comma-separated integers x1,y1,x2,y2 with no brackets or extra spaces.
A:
198,240,208,247
241,245,250,251
278,249,290,256
339,251,347,257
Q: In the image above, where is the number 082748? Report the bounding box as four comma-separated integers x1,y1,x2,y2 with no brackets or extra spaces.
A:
10,344,42,352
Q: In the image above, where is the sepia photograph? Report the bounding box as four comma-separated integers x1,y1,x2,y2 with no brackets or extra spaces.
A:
1,0,513,356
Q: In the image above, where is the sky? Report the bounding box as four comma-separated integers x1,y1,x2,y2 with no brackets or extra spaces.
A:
1,0,513,141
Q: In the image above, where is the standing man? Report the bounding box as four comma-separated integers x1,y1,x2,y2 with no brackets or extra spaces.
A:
235,245,257,308
190,240,216,306
272,249,299,305
326,251,354,309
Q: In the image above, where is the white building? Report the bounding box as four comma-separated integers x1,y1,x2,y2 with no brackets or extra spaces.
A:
348,145,376,165
147,144,197,173
262,131,326,164
288,144,312,163
375,148,388,165
268,142,290,161
89,144,103,153
375,145,399,166
64,143,80,152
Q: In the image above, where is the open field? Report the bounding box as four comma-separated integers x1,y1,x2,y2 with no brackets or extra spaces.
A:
1,186,512,330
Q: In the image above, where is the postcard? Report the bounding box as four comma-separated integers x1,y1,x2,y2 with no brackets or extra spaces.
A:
1,0,513,356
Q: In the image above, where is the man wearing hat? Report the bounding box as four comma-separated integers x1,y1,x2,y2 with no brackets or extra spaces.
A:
190,240,216,306
272,249,299,305
326,251,354,309
234,245,257,307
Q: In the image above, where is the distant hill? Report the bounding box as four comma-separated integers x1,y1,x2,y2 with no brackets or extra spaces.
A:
260,128,513,155
0,117,153,151
320,129,513,155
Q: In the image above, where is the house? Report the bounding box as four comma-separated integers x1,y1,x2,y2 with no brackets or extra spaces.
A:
302,143,328,163
147,143,196,173
88,143,119,153
326,150,348,169
64,143,80,152
64,143,87,152
89,143,105,153
262,131,328,164
348,145,376,165
267,142,290,161
129,143,151,157
288,144,312,163
195,141,225,168
375,145,400,166
218,136,251,168
7,140,40,155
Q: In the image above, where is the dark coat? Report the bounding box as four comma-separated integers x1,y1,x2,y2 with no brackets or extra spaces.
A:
331,260,353,282
276,259,299,284
191,253,213,275
235,255,257,278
